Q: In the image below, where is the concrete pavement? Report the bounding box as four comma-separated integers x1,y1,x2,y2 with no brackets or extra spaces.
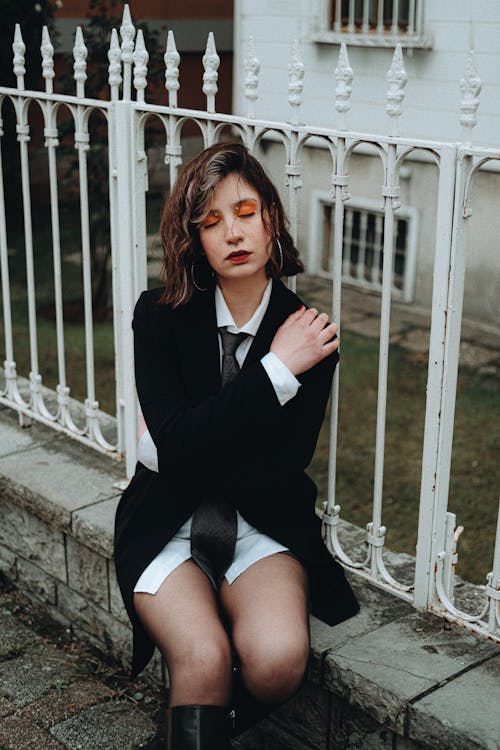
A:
0,577,163,750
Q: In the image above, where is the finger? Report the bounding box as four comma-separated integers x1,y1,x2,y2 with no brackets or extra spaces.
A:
318,329,339,346
285,305,306,325
302,307,318,324
320,338,340,357
318,321,338,342
310,311,329,332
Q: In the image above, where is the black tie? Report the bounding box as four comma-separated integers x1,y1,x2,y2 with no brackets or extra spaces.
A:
190,328,248,587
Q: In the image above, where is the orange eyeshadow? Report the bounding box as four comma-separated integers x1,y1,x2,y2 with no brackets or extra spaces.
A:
201,212,221,227
236,200,258,216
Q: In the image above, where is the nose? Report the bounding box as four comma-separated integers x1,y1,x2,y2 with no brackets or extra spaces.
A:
223,214,243,243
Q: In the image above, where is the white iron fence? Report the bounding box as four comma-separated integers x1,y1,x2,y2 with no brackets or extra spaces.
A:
0,5,498,643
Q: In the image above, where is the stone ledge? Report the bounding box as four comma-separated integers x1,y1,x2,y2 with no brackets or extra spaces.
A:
0,406,499,749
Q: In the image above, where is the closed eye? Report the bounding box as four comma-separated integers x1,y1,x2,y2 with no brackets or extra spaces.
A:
235,199,259,217
200,212,222,230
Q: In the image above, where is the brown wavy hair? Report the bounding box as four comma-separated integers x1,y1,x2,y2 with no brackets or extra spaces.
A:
158,142,304,307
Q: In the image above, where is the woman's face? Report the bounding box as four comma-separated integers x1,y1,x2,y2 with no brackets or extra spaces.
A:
198,173,272,287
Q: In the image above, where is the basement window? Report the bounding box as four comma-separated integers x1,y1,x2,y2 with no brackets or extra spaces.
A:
309,194,419,302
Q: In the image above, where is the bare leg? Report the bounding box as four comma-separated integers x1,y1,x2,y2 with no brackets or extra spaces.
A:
219,552,309,705
134,560,233,707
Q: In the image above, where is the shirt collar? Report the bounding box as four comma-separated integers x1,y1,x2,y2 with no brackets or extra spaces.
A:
215,278,273,336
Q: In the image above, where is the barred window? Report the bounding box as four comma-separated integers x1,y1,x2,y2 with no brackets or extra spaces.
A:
309,195,419,302
313,0,431,48
331,0,415,34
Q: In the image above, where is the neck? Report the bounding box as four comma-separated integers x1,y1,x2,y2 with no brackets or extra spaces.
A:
218,275,270,328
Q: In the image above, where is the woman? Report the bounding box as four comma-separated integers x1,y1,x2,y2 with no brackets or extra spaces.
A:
114,142,359,749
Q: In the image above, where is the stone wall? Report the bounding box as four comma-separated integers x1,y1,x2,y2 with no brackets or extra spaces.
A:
0,408,163,685
0,407,498,749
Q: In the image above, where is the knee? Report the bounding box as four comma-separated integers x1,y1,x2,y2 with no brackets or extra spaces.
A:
168,635,233,691
237,634,309,705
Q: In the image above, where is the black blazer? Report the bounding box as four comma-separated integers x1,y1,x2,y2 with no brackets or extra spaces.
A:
114,279,359,677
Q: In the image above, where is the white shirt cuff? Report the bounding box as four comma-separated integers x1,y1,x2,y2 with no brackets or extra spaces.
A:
260,352,301,406
137,429,159,472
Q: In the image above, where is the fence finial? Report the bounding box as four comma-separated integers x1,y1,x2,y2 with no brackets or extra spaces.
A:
288,40,305,126
12,24,26,90
203,32,220,113
459,48,481,145
244,36,260,119
164,30,180,108
41,26,55,94
386,44,407,136
120,3,136,101
108,28,122,100
73,26,88,98
120,4,136,63
335,42,353,130
133,29,149,103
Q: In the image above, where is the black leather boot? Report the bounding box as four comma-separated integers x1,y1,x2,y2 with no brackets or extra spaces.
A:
231,684,270,737
166,705,233,749
231,669,308,737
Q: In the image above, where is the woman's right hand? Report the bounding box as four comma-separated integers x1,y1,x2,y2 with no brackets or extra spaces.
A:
270,306,339,376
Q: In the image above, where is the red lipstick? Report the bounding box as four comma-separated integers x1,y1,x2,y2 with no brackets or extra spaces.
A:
227,250,251,263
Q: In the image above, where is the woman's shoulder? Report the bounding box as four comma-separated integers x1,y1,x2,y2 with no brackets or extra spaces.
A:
135,287,164,309
271,278,306,314
134,287,214,332
135,287,182,320
133,287,172,337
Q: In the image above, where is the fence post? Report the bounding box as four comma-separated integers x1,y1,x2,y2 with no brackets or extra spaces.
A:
109,98,138,478
414,144,471,608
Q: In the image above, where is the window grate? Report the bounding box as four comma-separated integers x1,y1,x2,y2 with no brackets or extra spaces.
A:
331,0,418,35
313,0,432,48
309,195,419,302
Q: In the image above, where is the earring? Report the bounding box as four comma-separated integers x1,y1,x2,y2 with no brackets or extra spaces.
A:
191,263,207,292
275,238,284,274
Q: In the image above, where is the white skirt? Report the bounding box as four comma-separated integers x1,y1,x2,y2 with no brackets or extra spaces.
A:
134,511,288,594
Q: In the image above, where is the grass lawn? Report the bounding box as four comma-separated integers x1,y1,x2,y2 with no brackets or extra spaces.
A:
0,203,117,413
310,331,500,585
1,204,499,585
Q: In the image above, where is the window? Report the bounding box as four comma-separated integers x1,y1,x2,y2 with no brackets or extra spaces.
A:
313,0,432,48
308,193,419,302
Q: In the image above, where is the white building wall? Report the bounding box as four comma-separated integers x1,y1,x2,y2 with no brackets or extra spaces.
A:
232,0,500,326
233,0,500,147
